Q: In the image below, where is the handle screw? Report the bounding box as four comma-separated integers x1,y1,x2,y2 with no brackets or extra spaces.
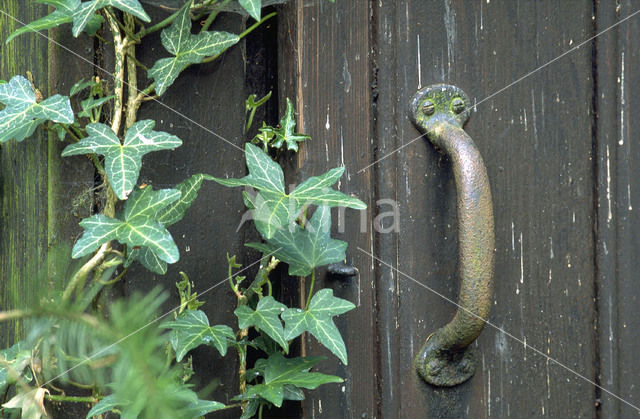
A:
422,100,435,116
451,97,465,114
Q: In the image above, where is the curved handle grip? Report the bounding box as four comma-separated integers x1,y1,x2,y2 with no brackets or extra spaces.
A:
409,84,495,387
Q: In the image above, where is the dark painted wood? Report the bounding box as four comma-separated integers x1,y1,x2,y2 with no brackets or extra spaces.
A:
596,1,640,417
278,1,378,418
373,1,597,417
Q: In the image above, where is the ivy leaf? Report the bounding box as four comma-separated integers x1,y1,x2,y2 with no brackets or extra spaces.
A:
125,246,167,275
148,1,239,95
0,75,73,143
72,187,181,263
239,0,261,21
2,388,49,419
6,0,104,43
234,296,288,351
213,142,284,194
181,393,225,417
61,120,182,199
72,214,121,258
72,0,150,37
156,173,214,226
213,142,365,239
163,310,235,361
269,98,310,151
241,353,342,407
281,289,355,364
246,205,347,276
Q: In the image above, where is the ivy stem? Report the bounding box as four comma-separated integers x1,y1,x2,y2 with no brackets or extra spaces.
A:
61,242,110,302
104,9,125,136
124,13,140,130
136,6,182,38
305,269,316,309
201,12,276,63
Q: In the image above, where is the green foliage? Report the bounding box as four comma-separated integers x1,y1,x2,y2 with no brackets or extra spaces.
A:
125,174,214,274
6,0,104,43
164,310,235,361
282,289,355,364
246,205,348,276
73,186,181,263
148,0,239,95
214,142,366,239
261,98,311,151
1,1,354,418
245,90,272,133
0,342,33,395
239,0,262,21
0,75,73,143
72,0,150,37
61,120,182,200
238,353,342,408
234,296,288,351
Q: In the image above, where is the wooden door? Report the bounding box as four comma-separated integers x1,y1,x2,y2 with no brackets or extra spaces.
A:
2,1,640,418
277,0,640,417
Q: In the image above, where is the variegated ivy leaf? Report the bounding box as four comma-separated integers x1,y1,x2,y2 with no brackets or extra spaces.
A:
246,205,347,276
239,0,261,21
0,75,73,143
148,0,239,95
239,353,342,408
213,142,366,239
281,289,355,364
163,310,235,361
268,98,310,151
6,0,104,43
126,173,215,274
234,296,288,351
61,120,182,199
72,0,150,37
72,186,182,263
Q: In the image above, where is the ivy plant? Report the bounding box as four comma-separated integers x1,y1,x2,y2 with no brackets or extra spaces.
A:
0,1,357,418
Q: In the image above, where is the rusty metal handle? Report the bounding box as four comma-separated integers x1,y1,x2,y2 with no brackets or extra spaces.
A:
409,84,495,387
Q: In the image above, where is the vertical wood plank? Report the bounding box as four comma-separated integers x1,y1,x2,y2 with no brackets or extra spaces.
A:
278,1,377,417
596,0,640,416
374,1,597,417
0,3,93,343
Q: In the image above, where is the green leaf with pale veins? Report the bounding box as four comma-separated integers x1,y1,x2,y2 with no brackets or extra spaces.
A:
156,173,214,226
246,205,348,276
0,75,73,143
269,98,310,151
7,0,104,43
241,353,342,407
163,310,235,361
213,142,365,239
239,0,261,21
281,289,355,364
234,296,288,351
148,0,239,95
61,120,182,199
72,0,150,37
72,186,182,263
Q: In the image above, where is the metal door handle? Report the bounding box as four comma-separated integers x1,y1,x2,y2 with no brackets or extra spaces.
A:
409,84,495,387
